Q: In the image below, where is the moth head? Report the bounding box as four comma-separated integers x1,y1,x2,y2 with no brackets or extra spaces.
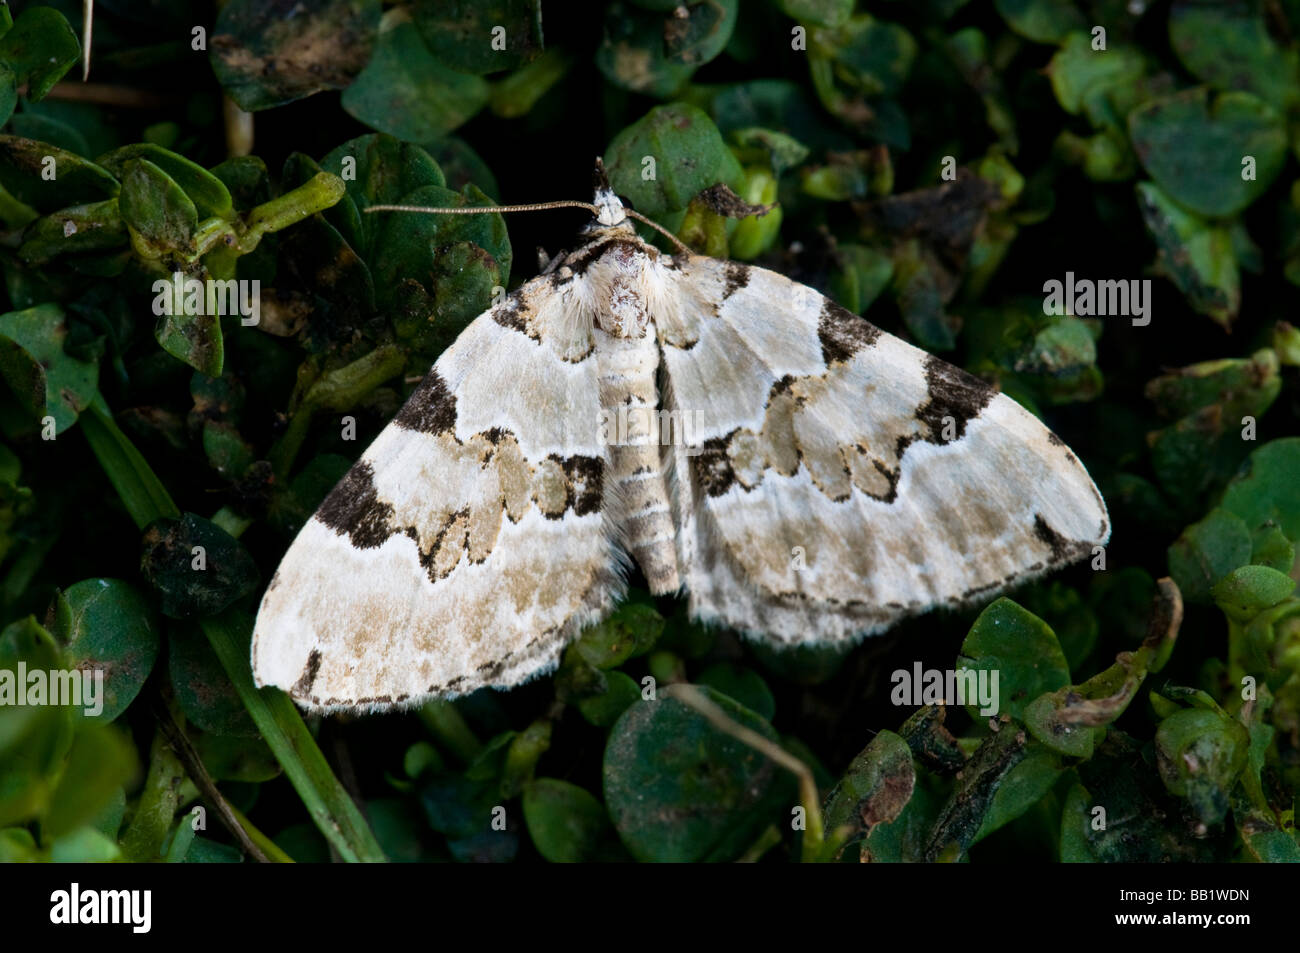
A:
591,157,629,229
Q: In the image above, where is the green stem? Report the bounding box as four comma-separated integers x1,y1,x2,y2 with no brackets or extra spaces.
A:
268,344,406,478
80,394,180,528
80,389,386,863
202,610,386,862
418,701,483,764
120,729,187,862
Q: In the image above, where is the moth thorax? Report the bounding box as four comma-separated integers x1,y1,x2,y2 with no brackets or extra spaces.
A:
598,275,651,338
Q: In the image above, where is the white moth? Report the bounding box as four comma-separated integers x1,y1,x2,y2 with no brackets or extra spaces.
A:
252,164,1110,712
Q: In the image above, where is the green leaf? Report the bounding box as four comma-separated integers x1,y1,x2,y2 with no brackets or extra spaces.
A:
571,603,664,670
119,158,198,258
140,513,259,619
18,199,127,266
0,302,98,434
371,183,509,357
0,617,74,829
211,0,381,111
1154,708,1248,827
1046,33,1146,119
412,0,544,74
606,103,745,224
98,145,233,220
319,134,446,258
1129,89,1287,218
662,0,738,66
576,671,642,727
49,825,122,863
972,740,1062,843
168,625,258,736
0,136,118,215
696,662,776,721
822,730,915,850
603,685,794,861
1250,524,1295,574
1168,0,1300,111
595,2,696,97
958,598,1071,722
995,0,1086,44
42,724,138,840
50,579,160,724
1059,781,1097,862
1136,181,1239,328
1220,438,1300,542
1211,565,1296,623
523,778,622,862
342,22,489,141
0,7,80,101
80,395,181,530
1023,641,1157,759
815,14,918,100
778,0,853,28
1168,507,1253,605
826,244,893,314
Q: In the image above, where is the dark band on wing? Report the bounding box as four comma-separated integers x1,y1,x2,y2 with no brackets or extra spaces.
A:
394,371,457,435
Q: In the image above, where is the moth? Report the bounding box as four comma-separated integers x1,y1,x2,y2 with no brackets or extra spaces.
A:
252,162,1110,712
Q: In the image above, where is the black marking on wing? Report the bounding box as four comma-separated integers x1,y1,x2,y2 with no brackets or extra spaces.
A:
394,370,457,435
818,298,882,366
316,461,395,548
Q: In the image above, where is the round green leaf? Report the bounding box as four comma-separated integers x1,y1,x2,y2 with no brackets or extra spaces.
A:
994,0,1086,45
169,626,257,735
140,513,259,619
1129,88,1286,217
54,579,160,724
342,22,489,141
957,598,1070,722
576,670,641,727
412,0,544,74
1220,438,1300,542
0,303,98,434
522,778,621,863
1155,708,1248,826
603,685,792,862
320,134,446,258
211,0,381,111
0,7,80,101
1211,564,1296,621
605,103,744,222
1168,0,1300,111
1167,507,1253,605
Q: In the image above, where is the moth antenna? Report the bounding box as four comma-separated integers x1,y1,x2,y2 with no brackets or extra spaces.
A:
624,209,691,255
365,200,695,256
365,200,601,216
